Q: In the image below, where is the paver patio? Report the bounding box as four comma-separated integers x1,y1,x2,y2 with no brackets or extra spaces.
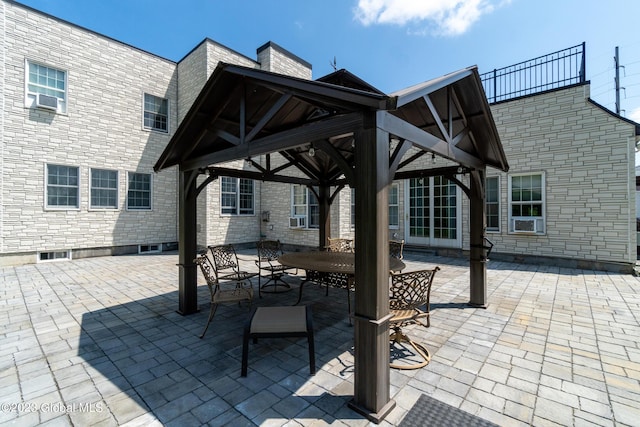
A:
1,250,639,426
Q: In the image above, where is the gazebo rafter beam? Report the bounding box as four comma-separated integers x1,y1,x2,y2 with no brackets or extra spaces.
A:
397,150,427,170
315,139,355,185
389,138,412,177
206,166,317,186
171,85,241,167
270,158,298,175
212,128,240,145
181,112,363,171
245,92,293,143
377,111,484,169
423,94,451,144
279,151,322,182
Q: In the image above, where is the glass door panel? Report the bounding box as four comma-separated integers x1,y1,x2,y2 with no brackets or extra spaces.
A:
432,176,458,245
405,176,461,248
408,178,430,242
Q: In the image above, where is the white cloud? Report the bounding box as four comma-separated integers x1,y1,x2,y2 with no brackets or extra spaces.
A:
629,106,640,124
354,0,507,36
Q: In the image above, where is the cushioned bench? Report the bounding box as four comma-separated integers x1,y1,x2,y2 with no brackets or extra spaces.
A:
241,305,315,377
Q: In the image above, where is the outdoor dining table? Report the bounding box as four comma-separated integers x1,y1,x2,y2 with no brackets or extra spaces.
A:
278,251,405,306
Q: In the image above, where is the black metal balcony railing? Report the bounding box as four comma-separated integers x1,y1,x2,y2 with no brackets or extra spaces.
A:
480,42,586,104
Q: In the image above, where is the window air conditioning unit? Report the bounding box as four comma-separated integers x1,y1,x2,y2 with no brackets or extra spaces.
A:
36,93,58,111
289,216,306,228
513,218,537,233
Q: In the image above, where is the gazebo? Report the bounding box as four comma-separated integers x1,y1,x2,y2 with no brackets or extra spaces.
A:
154,63,509,422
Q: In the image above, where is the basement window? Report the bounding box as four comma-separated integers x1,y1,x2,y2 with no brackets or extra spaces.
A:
139,244,161,254
38,250,71,262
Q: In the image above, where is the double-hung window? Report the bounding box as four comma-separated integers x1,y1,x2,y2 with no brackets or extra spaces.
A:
389,183,400,228
26,61,67,113
91,169,118,209
143,93,169,133
291,185,319,229
350,183,400,228
127,172,152,210
221,177,254,215
485,176,500,232
46,164,79,209
509,173,545,234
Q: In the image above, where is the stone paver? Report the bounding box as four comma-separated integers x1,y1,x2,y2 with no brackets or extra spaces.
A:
0,251,639,426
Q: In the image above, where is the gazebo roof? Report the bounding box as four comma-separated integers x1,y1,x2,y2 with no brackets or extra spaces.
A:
389,66,509,173
154,62,509,181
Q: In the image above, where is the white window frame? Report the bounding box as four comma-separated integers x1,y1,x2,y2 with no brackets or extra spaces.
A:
25,60,67,114
126,172,152,211
45,163,80,210
485,176,500,232
143,93,169,133
90,168,119,210
389,183,400,229
508,172,545,235
291,185,319,229
220,177,255,216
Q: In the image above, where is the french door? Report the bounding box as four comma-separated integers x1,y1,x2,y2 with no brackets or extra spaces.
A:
404,176,461,248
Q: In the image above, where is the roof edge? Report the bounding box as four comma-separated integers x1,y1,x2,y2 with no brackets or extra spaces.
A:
587,98,640,136
9,0,176,65
178,37,258,66
256,41,312,69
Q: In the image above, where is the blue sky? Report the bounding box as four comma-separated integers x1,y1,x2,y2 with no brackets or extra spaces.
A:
15,0,640,124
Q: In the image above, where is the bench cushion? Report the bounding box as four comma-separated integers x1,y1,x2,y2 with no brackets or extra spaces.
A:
250,306,308,334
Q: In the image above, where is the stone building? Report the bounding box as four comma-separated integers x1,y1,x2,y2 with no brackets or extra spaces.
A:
1,0,638,272
0,0,310,265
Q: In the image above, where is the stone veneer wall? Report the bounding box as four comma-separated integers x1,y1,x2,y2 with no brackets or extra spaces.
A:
177,42,208,126
0,0,315,263
176,39,260,249
257,42,312,80
1,1,178,265
0,1,5,259
487,84,637,268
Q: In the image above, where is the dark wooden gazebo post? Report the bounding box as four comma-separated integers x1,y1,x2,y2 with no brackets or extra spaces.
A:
177,169,199,315
469,168,488,307
318,184,331,248
348,115,395,422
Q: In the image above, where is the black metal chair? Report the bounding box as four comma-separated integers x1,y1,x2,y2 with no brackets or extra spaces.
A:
388,267,440,369
255,240,295,296
193,252,253,339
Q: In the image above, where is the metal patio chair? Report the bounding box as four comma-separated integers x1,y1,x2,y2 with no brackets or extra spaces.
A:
325,237,354,253
389,239,405,272
389,239,405,260
255,239,296,296
207,244,258,289
194,252,254,339
389,266,440,369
